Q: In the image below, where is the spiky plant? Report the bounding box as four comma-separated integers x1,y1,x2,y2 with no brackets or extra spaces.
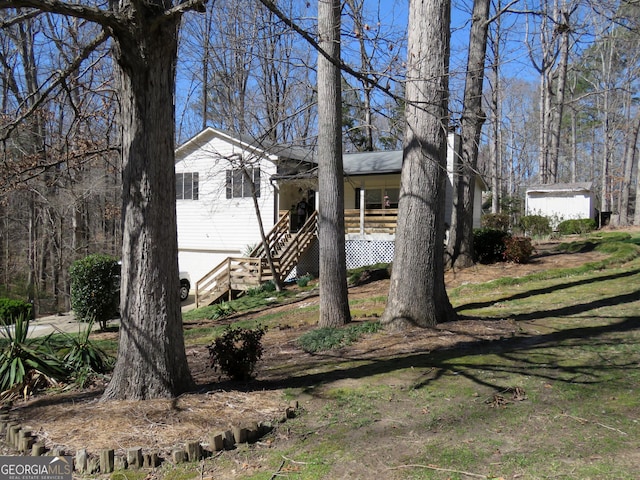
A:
0,316,69,395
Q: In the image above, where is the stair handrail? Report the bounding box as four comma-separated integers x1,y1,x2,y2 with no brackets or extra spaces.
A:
195,211,318,307
274,210,318,279
195,257,232,307
249,211,291,258
195,256,266,307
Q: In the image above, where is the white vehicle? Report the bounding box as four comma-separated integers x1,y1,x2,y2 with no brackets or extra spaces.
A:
116,263,191,302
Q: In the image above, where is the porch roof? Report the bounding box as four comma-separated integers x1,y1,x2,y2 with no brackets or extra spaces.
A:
342,150,403,175
271,150,403,181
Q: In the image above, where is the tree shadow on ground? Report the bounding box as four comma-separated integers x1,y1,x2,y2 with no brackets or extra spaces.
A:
455,268,640,313
204,313,639,398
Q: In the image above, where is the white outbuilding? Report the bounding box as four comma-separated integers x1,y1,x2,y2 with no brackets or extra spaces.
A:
525,182,596,227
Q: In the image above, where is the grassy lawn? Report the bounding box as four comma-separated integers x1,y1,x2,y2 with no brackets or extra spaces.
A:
177,232,639,480
18,232,638,480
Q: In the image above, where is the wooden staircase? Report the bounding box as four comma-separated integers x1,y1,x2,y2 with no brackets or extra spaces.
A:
195,211,318,307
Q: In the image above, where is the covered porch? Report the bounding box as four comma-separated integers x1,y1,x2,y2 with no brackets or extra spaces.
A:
275,172,400,237
277,207,398,236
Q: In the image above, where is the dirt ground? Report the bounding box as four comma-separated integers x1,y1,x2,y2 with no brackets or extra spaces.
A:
6,239,611,468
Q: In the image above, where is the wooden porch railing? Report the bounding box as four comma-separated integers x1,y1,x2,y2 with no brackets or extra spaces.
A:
275,210,317,278
195,211,318,307
344,208,398,234
195,257,264,306
249,210,293,259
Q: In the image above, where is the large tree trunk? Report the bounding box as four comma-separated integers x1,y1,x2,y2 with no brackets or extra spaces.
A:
103,11,194,400
381,0,456,330
446,0,490,269
317,0,351,328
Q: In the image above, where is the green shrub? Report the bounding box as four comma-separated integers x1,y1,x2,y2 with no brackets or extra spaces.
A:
473,228,511,264
557,218,597,235
481,213,511,231
297,321,381,353
519,215,552,237
297,273,314,288
56,319,113,386
246,280,277,297
204,303,236,320
207,325,266,381
0,298,32,325
503,236,535,264
69,254,119,330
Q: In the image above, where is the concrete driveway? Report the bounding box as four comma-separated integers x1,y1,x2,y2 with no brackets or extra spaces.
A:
1,295,197,339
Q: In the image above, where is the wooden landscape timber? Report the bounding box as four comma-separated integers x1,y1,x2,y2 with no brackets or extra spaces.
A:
0,401,300,474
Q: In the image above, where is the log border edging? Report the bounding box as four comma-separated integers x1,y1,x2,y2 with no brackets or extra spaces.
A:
0,400,299,473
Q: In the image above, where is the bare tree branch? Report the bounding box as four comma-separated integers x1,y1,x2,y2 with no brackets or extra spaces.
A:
256,0,403,104
1,30,110,142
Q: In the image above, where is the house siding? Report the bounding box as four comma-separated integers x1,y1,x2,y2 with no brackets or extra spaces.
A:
175,135,278,284
176,129,486,288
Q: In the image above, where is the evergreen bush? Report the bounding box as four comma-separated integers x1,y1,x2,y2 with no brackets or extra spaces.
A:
247,280,277,297
557,218,597,235
57,319,113,388
69,254,119,330
0,298,33,325
481,213,511,231
296,273,314,287
473,228,511,264
519,215,552,237
0,315,70,394
297,321,381,353
204,303,236,320
207,325,266,381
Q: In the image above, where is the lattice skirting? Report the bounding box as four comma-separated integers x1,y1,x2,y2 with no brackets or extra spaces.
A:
290,238,320,280
289,238,395,280
345,240,394,269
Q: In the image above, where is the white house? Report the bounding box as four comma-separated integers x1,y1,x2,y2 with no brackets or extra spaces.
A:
174,128,314,285
525,182,595,227
175,127,486,293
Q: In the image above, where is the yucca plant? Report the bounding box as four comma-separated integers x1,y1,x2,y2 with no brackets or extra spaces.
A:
0,315,69,395
58,318,113,376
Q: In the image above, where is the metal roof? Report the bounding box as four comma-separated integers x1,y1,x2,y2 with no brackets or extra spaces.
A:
342,150,403,175
526,182,593,193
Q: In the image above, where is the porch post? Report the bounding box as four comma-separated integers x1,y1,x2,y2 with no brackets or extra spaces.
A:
359,188,365,235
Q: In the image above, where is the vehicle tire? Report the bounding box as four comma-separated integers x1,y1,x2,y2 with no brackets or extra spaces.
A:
180,281,190,302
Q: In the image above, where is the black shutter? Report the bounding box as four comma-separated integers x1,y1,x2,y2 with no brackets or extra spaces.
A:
226,170,232,199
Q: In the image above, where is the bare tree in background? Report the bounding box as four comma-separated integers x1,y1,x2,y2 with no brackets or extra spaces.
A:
446,0,491,269
1,11,119,313
2,0,205,400
178,0,316,146
526,0,577,184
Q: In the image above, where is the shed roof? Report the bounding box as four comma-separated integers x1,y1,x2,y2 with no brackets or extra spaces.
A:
526,182,593,194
